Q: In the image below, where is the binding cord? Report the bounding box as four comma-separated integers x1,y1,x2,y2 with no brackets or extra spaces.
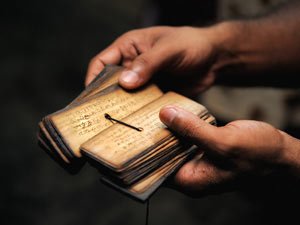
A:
145,199,150,225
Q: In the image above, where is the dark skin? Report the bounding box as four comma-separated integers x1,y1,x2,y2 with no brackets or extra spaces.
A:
85,1,300,196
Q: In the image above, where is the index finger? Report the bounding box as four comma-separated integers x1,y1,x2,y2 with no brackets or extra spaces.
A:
85,46,122,86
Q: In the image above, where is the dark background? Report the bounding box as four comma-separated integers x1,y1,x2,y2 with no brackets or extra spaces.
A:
2,1,300,225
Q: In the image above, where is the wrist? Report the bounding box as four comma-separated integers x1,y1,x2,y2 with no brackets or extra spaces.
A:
207,20,247,72
206,17,300,87
206,19,274,86
209,20,259,83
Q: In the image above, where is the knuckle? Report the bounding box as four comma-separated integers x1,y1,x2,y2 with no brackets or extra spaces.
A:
88,56,98,67
119,40,137,58
121,29,140,41
214,132,238,156
121,39,135,49
178,121,201,141
135,56,150,68
119,29,152,54
180,125,195,139
89,54,105,69
122,32,131,39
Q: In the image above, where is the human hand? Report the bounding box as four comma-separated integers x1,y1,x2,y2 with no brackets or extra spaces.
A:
159,106,300,197
86,4,300,91
85,26,227,95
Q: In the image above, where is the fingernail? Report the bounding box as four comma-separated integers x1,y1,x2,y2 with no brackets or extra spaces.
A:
161,107,178,126
120,70,139,84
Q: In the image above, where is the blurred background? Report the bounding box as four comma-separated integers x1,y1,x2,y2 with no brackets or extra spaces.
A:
2,0,300,225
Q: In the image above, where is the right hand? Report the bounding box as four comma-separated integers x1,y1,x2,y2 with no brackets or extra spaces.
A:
159,105,300,197
85,26,225,95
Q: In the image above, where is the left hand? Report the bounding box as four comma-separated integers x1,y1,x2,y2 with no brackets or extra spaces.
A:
159,106,300,197
84,26,225,95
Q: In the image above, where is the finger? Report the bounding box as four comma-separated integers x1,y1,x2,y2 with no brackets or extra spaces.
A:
118,44,178,89
85,46,122,86
172,155,235,197
159,105,230,154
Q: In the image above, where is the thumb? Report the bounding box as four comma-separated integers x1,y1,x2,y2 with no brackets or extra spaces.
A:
118,44,176,89
159,105,226,153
